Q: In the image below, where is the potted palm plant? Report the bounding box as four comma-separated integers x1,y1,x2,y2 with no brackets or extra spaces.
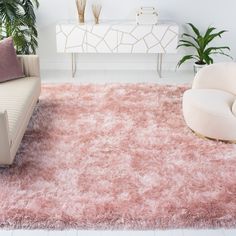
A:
177,23,232,73
0,0,39,54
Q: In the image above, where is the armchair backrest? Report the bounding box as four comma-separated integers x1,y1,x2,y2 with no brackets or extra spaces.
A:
192,62,236,95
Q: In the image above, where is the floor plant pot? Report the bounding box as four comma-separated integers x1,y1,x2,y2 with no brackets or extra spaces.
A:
194,62,207,74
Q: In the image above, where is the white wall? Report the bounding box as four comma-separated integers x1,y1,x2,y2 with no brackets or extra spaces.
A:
36,0,236,71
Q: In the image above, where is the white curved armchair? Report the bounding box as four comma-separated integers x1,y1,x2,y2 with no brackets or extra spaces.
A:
183,62,236,142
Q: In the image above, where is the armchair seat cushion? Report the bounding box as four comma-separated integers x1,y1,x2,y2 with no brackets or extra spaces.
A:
183,89,236,141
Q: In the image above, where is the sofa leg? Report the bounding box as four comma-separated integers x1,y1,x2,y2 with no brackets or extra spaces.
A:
0,164,11,169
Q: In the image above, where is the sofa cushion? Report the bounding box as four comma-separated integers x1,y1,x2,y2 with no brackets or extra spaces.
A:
0,37,24,83
0,77,40,146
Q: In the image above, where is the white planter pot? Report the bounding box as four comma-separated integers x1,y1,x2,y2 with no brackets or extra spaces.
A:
194,62,207,74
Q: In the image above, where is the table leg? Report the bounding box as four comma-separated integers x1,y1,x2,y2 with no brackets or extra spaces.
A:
157,53,163,78
71,53,77,78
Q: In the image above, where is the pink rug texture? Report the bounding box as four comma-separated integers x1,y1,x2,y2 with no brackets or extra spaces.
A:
0,84,236,230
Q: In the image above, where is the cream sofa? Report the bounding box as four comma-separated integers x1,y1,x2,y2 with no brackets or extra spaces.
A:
0,55,41,165
183,62,236,142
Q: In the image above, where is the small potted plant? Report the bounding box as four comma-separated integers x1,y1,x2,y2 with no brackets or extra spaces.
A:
177,23,232,73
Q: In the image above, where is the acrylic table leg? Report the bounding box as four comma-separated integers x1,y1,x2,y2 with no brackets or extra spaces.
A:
157,53,163,78
71,53,77,78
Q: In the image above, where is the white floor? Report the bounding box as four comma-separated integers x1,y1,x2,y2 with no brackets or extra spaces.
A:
40,69,193,85
1,70,235,236
1,229,236,236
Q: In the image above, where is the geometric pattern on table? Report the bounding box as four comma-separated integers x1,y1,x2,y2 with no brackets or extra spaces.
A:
56,21,179,54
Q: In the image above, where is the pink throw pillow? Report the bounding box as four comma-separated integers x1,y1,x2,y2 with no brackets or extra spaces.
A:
0,37,24,83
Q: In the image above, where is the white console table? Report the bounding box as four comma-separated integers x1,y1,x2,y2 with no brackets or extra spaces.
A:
56,20,179,78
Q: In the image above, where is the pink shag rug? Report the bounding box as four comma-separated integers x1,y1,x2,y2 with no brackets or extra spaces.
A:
0,84,236,230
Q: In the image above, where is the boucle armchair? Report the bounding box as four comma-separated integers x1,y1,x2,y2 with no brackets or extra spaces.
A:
183,62,236,142
0,55,41,165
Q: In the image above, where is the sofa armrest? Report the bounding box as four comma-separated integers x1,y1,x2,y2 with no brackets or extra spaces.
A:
0,110,11,165
17,55,40,78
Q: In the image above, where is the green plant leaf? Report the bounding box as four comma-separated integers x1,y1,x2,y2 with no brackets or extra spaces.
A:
187,23,201,37
205,30,228,45
203,54,213,64
211,51,233,60
205,46,230,55
182,33,200,46
178,39,198,50
204,27,216,39
177,43,196,48
0,0,39,54
177,55,198,68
